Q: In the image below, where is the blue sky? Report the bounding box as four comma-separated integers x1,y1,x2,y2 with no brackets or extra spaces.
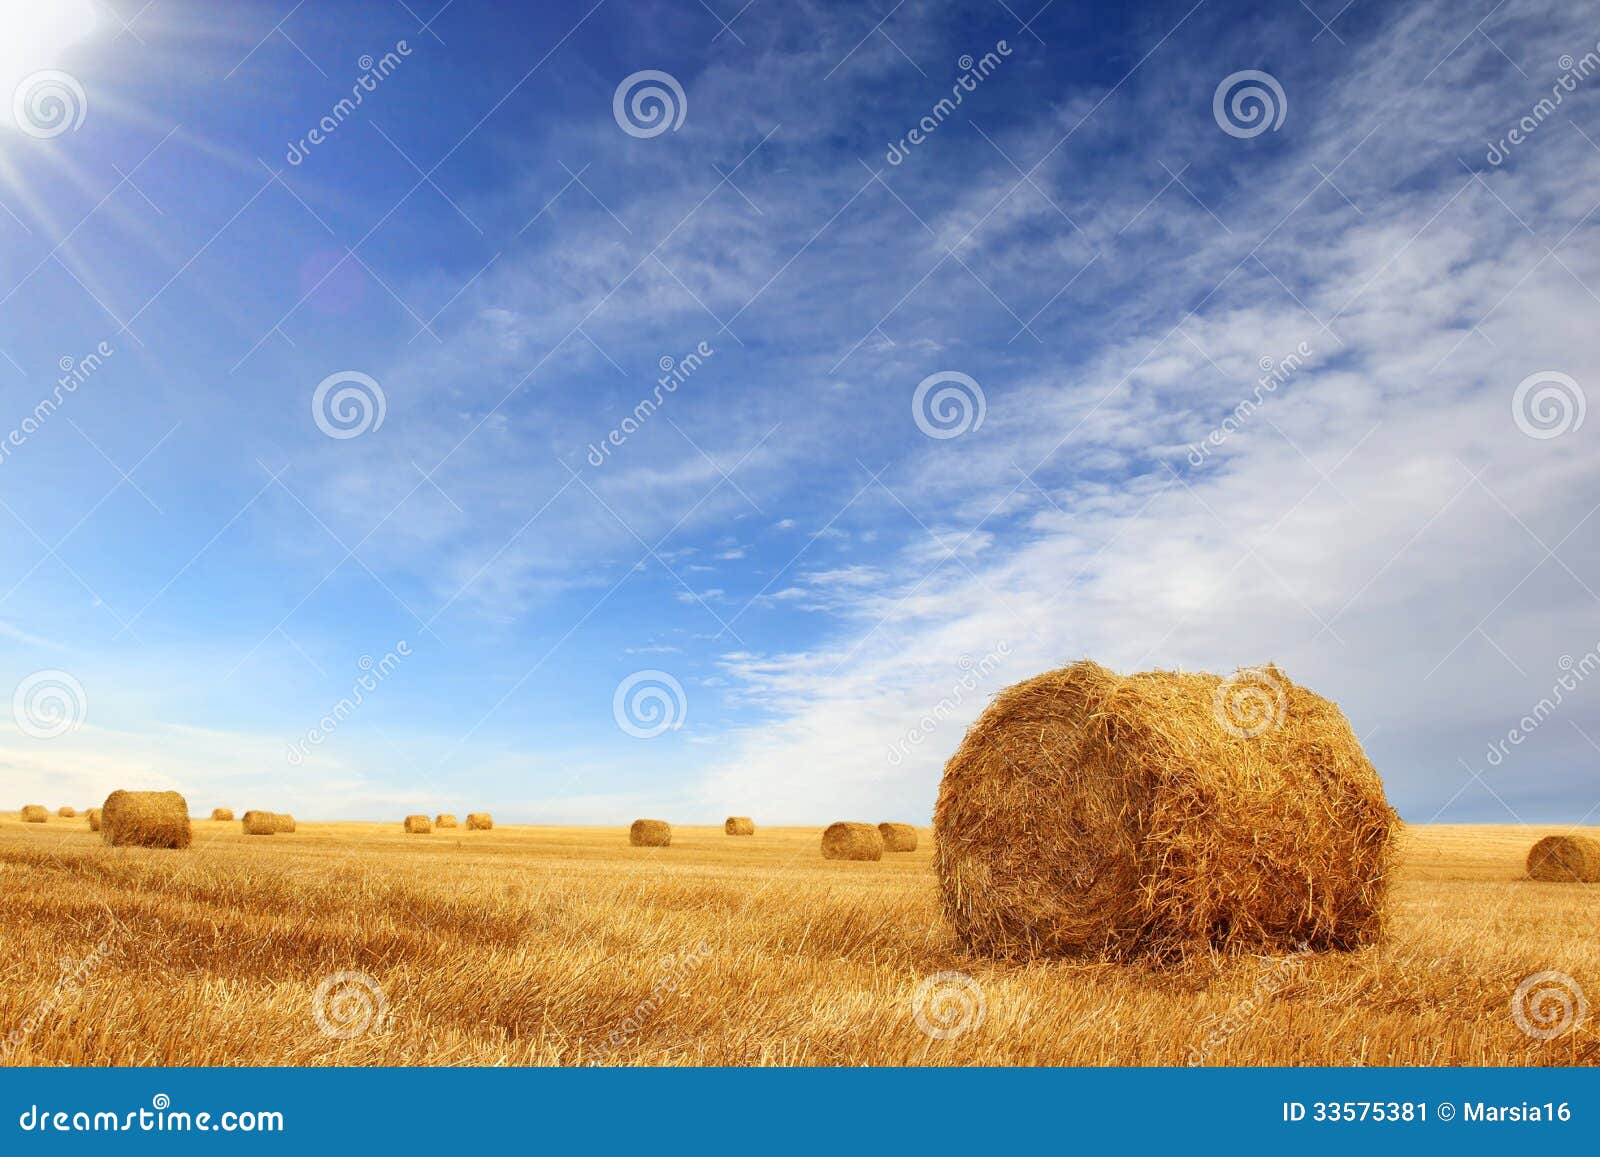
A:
2,0,1599,825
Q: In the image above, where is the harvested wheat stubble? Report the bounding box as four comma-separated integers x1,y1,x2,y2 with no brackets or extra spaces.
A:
57,806,76,818
86,808,102,831
101,790,192,850
20,805,47,823
821,822,883,861
211,808,234,822
404,815,432,834
436,814,458,828
878,822,918,852
466,813,492,830
630,819,671,847
934,660,1396,961
1526,834,1600,882
241,811,276,835
274,814,296,833
724,816,755,836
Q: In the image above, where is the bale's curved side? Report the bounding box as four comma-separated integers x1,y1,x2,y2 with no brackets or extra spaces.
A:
1526,835,1600,882
822,822,883,861
630,819,671,847
435,814,458,828
86,808,102,832
404,815,431,834
101,790,192,850
466,813,493,830
242,811,275,835
20,805,47,823
934,660,1396,960
724,816,755,836
878,822,918,852
211,808,235,822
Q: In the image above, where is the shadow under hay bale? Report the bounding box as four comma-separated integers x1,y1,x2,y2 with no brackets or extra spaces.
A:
86,808,102,831
20,805,46,823
878,822,918,852
435,813,458,829
101,790,192,850
404,815,432,834
211,808,234,822
1526,834,1600,882
466,813,493,830
242,811,276,835
822,822,883,861
630,819,671,847
724,816,755,836
934,660,1396,961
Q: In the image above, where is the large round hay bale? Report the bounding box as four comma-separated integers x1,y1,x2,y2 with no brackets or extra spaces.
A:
101,790,192,850
821,822,883,861
404,815,432,834
1526,835,1600,882
211,808,234,822
724,816,755,836
242,811,275,835
466,813,493,830
630,819,671,847
273,814,296,833
934,661,1395,960
878,822,918,852
86,808,102,831
435,813,458,828
20,805,47,823
57,806,77,818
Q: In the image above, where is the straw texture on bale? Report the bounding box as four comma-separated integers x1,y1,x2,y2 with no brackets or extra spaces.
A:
934,661,1396,961
435,814,459,828
87,808,102,831
724,816,755,836
57,806,77,818
20,805,47,823
630,819,671,847
821,822,884,861
878,822,919,852
466,813,492,830
101,790,192,850
274,814,296,833
404,815,432,834
1526,835,1600,882
242,811,276,835
211,808,234,821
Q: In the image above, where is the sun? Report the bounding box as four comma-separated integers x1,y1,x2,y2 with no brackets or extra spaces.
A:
0,0,99,95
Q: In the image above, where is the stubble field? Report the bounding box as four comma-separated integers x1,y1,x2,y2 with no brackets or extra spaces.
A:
0,817,1594,1066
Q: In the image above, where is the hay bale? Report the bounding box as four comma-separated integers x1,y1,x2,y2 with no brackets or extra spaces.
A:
878,822,918,852
466,813,493,830
724,816,755,836
934,661,1395,960
86,808,102,831
435,814,458,828
242,811,276,835
57,806,77,818
404,815,432,834
211,808,234,822
630,819,671,847
101,790,192,850
1526,835,1600,882
821,822,883,861
20,805,47,823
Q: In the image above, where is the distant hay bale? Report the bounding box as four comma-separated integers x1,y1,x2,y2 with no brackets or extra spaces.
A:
821,822,883,861
211,808,234,822
934,660,1395,960
724,816,755,836
242,811,276,835
86,808,101,831
20,804,47,823
101,790,192,850
630,819,671,847
466,813,493,830
436,814,458,828
878,822,918,852
274,814,296,833
404,815,432,834
57,806,77,818
1526,835,1600,883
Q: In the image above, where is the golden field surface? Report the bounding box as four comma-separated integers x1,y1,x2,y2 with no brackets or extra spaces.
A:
0,817,1596,1066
